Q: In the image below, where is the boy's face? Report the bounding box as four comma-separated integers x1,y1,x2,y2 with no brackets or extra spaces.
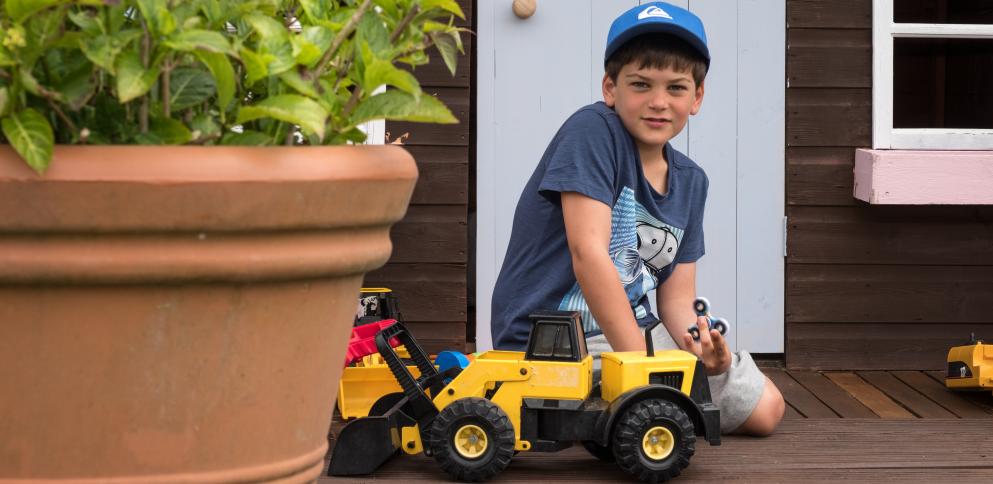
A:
602,63,705,153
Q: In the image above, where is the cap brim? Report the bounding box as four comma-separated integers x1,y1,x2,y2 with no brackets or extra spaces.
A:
604,22,710,68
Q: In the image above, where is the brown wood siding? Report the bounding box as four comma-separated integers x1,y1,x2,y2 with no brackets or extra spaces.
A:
786,0,993,369
365,0,473,354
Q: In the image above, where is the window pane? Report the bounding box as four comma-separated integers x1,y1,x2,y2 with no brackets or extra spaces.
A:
532,325,558,357
893,38,993,129
895,0,993,24
553,324,573,358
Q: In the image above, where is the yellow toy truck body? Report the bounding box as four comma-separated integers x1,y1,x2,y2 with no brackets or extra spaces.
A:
945,339,993,394
329,311,720,483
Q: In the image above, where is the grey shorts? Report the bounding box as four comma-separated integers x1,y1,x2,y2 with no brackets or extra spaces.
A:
587,328,765,434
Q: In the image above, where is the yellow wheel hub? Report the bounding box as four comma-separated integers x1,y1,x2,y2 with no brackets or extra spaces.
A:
454,424,488,459
642,426,675,460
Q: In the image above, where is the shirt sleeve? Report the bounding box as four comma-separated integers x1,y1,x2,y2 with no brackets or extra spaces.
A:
675,171,708,264
537,109,618,207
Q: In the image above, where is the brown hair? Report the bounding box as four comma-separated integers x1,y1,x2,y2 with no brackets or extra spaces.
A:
605,33,708,86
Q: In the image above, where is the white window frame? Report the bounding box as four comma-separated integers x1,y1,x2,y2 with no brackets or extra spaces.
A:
872,0,993,149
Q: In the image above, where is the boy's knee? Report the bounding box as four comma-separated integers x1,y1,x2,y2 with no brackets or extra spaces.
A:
735,377,785,437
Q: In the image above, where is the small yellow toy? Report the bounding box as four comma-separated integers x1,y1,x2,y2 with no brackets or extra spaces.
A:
945,334,993,395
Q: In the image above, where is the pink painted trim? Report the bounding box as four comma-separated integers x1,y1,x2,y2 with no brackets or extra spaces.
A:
854,149,993,204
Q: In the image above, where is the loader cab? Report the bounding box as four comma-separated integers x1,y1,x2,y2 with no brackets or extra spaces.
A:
525,311,588,362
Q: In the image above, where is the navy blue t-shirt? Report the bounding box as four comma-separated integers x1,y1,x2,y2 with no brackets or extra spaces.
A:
491,102,709,351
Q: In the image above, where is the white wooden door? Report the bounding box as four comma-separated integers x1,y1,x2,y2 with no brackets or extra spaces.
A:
476,0,785,353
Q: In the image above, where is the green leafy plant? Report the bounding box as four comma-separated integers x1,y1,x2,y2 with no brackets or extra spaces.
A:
0,0,465,173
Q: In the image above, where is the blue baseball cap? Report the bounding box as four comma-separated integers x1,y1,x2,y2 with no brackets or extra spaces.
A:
604,2,710,68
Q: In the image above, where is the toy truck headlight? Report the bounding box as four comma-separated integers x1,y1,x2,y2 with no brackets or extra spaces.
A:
947,361,972,378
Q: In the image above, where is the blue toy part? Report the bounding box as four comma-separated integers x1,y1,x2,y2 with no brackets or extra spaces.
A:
434,350,471,384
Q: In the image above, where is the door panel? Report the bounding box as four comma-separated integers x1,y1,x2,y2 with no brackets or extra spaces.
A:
476,0,785,352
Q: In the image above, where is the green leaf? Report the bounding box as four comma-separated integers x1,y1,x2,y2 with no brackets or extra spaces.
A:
55,63,95,111
430,31,459,76
244,13,287,39
421,0,466,19
4,0,60,23
397,49,429,68
1,108,54,174
422,20,451,33
239,47,268,85
357,10,390,56
302,25,333,53
351,89,457,126
290,36,322,68
292,26,334,69
189,113,220,140
245,14,294,75
363,59,420,96
169,68,215,110
298,0,330,21
17,67,42,97
132,132,160,145
278,70,318,98
236,94,328,140
52,31,83,50
0,44,15,67
220,129,272,146
148,117,193,144
26,7,67,54
115,51,161,103
327,126,368,145
80,30,143,74
372,0,399,18
194,51,235,111
135,0,177,36
164,29,236,56
68,10,103,35
0,87,9,117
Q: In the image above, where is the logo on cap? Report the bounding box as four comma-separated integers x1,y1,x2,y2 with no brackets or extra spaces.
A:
637,6,672,21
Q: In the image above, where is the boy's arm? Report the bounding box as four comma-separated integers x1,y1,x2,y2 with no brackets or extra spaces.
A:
562,192,645,351
657,262,731,375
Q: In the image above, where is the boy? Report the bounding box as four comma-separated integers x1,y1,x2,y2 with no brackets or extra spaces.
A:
490,2,784,435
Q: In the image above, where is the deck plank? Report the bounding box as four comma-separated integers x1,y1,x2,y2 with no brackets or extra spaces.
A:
783,402,803,419
891,371,990,418
323,419,993,483
823,372,914,419
763,368,837,418
858,371,955,418
789,370,877,418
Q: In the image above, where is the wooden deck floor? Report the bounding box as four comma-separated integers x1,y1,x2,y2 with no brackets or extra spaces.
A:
766,368,993,419
323,369,993,483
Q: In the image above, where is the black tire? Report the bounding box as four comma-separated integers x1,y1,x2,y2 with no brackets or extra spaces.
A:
582,440,615,462
426,397,516,482
612,399,696,483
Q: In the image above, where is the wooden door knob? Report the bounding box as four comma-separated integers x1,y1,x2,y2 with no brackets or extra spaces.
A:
513,0,536,19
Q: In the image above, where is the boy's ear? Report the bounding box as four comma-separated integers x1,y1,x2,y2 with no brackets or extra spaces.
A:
690,81,705,116
602,73,617,107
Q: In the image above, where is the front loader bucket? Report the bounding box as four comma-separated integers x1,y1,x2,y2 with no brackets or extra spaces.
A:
328,398,416,476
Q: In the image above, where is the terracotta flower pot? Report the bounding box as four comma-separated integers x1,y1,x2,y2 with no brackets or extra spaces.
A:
0,145,417,482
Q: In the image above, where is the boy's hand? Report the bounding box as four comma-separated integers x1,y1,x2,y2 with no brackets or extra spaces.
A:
681,316,731,376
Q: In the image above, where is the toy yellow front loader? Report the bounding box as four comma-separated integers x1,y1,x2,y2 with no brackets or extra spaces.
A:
328,311,720,483
945,334,993,395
